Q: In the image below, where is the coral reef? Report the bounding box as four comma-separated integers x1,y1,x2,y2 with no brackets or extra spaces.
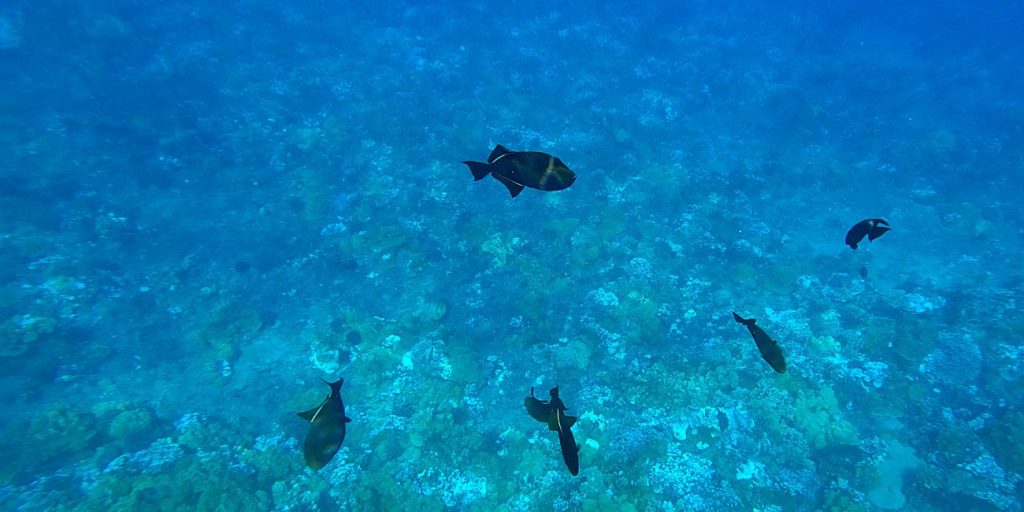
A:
0,314,55,357
1,2,1021,510
793,386,858,450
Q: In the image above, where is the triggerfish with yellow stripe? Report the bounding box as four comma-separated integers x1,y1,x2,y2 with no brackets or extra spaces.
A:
463,145,576,198
296,377,351,470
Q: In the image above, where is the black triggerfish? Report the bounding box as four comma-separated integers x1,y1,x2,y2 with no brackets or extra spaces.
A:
845,218,890,250
732,312,787,373
297,377,352,470
524,387,553,423
463,145,576,198
546,387,580,476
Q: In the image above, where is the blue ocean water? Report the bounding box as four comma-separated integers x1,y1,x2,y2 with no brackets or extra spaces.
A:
1,0,1022,510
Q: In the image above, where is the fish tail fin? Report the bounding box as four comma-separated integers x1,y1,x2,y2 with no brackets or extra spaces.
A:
487,144,512,163
463,161,492,181
732,312,755,325
322,377,344,393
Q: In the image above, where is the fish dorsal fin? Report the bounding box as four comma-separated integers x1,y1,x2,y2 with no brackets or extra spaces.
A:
563,414,578,429
492,173,525,198
548,410,577,432
297,396,329,423
487,144,512,163
297,407,319,422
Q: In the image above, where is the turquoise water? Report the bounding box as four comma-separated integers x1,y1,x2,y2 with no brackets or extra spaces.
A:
1,1,1022,510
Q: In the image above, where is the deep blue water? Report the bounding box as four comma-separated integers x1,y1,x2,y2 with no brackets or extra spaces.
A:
1,1,1022,510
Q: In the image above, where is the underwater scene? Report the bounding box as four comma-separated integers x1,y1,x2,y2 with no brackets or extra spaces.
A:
1,0,1022,510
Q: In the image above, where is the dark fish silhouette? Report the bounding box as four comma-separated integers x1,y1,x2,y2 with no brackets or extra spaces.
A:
732,312,787,373
524,387,553,423
463,145,576,198
845,218,890,250
545,387,580,476
297,377,351,470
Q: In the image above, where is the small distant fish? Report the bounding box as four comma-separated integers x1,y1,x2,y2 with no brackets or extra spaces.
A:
845,218,890,250
524,387,553,423
297,377,351,470
732,312,787,373
859,266,868,279
463,145,576,198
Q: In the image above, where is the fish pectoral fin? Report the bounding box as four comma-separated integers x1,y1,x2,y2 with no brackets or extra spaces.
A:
491,173,526,198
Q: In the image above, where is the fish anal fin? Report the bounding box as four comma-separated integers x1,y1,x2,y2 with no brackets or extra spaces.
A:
492,173,525,198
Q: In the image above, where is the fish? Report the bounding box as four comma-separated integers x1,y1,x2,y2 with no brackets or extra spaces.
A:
524,387,553,423
845,218,890,250
296,377,351,470
545,386,580,476
732,312,787,373
463,145,576,198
